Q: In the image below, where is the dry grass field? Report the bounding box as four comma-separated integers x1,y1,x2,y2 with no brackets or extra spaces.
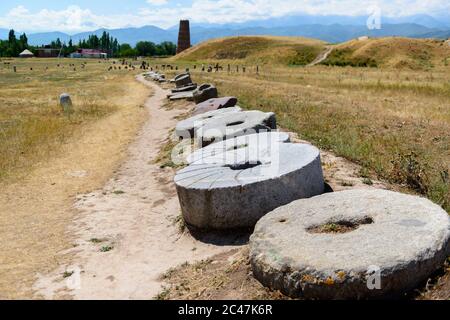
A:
0,58,148,298
0,58,140,181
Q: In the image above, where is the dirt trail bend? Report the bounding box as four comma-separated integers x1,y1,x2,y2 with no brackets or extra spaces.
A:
308,46,333,66
34,75,233,300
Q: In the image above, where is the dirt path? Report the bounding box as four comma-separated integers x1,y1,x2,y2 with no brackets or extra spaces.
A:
33,76,233,300
307,46,333,66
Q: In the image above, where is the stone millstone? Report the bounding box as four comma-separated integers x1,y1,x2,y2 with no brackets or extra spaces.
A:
175,107,242,139
250,189,450,300
193,97,238,116
175,143,325,230
171,84,197,94
169,91,195,101
171,72,189,82
193,84,218,104
196,110,277,147
175,74,193,88
187,132,291,165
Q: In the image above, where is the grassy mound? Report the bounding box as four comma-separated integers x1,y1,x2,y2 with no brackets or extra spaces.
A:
173,36,326,66
322,37,450,69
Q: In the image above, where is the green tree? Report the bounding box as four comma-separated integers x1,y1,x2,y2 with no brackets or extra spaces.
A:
118,43,137,57
136,41,156,56
155,41,176,56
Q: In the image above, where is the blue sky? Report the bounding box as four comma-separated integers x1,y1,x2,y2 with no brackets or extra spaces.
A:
0,1,448,33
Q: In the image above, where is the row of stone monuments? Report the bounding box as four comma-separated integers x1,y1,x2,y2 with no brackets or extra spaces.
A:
144,70,450,299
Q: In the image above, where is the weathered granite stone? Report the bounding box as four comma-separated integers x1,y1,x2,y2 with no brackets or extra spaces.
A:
193,97,238,116
59,93,73,114
250,189,450,299
169,91,195,101
175,143,324,230
196,110,277,147
192,84,218,104
175,107,242,139
171,84,198,94
172,72,189,81
187,132,290,165
175,74,193,88
145,71,166,82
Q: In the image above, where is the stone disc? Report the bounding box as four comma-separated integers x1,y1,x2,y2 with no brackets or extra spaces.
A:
193,97,238,116
187,132,291,165
168,91,195,101
175,143,324,230
196,110,277,147
175,107,242,139
250,189,450,299
175,74,193,88
193,84,218,104
171,84,197,93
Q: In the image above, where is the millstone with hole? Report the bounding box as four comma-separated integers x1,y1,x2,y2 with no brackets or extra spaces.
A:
193,84,218,104
193,97,238,116
171,84,197,94
250,189,450,299
175,143,324,230
187,132,291,165
196,110,277,147
175,74,193,88
175,107,242,139
170,72,189,83
168,91,195,101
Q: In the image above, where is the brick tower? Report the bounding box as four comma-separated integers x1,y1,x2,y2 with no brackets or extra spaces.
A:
177,20,191,54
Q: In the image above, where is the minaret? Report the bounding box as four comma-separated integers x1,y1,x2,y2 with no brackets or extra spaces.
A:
177,20,191,54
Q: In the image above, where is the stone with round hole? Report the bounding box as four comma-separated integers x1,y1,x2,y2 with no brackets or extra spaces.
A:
196,110,277,147
187,132,291,165
193,84,218,104
250,189,450,299
175,143,325,230
169,91,195,101
175,74,193,88
175,106,242,139
193,97,238,116
170,72,188,83
171,83,197,94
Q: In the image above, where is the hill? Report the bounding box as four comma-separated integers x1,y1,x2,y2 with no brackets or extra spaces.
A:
173,36,326,66
322,37,450,69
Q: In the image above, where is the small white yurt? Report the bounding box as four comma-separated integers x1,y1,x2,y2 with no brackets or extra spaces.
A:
19,49,34,58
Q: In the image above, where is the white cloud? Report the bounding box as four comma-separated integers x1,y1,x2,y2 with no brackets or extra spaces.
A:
0,1,448,33
146,0,168,5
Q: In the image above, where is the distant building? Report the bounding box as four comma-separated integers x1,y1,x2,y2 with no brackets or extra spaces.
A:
19,49,34,58
70,49,107,59
358,36,369,41
35,47,61,58
177,20,191,54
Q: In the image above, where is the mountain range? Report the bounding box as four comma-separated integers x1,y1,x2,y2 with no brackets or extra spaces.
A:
1,13,449,46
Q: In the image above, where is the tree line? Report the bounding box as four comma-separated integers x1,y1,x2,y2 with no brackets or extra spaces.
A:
0,29,177,58
0,30,29,57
